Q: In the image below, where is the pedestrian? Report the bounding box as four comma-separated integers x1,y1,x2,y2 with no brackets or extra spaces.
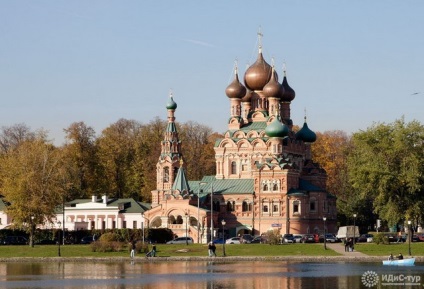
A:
146,245,156,257
344,239,348,252
398,253,403,260
211,242,216,257
130,240,136,259
208,242,214,257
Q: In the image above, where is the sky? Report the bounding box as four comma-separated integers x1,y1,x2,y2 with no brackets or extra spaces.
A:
1,0,423,145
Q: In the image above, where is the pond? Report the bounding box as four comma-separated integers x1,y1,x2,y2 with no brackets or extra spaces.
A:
1,260,423,288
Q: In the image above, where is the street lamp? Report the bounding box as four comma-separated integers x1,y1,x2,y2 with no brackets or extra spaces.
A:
142,213,145,244
30,216,35,247
221,219,226,256
323,217,327,250
198,182,207,244
57,220,61,257
185,212,189,245
353,214,357,245
210,183,214,243
408,220,412,256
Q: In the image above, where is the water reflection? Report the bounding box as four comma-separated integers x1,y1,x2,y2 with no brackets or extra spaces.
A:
0,261,423,288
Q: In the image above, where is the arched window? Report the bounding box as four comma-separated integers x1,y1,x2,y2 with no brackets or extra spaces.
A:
176,215,183,224
273,183,278,191
263,184,268,191
242,201,251,212
231,161,237,174
227,201,235,212
263,205,269,213
163,167,169,182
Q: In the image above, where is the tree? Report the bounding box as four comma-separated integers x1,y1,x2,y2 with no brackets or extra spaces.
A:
62,122,99,199
96,119,142,199
0,123,36,154
0,137,66,246
347,118,424,228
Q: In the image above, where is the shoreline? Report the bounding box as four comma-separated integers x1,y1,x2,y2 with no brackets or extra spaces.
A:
0,255,422,263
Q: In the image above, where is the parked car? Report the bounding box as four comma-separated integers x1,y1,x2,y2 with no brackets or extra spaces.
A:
166,237,193,244
320,234,337,243
2,236,28,245
357,234,374,243
213,238,225,244
240,234,254,244
416,234,424,242
250,236,263,244
301,234,316,243
282,234,294,243
225,237,241,244
293,234,303,243
80,236,95,244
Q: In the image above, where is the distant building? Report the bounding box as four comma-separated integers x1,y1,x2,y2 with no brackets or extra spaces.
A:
144,34,337,243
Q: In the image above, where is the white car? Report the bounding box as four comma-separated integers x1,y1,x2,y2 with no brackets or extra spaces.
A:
166,237,193,244
225,237,241,244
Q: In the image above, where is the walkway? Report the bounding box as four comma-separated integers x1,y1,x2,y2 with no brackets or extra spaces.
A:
326,242,367,257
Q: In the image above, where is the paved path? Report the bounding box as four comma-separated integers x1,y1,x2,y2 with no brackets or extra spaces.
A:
326,242,367,257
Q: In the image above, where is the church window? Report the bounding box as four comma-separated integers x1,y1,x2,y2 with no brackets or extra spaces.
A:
226,200,235,212
242,201,251,212
263,184,268,191
163,167,169,182
273,204,279,212
263,205,268,213
273,183,278,191
310,199,317,212
293,201,300,214
231,161,237,174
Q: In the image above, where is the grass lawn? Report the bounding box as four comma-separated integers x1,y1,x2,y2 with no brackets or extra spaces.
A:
3,242,423,259
354,242,424,256
0,243,340,258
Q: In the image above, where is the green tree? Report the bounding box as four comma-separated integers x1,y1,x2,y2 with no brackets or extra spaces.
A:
0,137,66,246
347,118,424,227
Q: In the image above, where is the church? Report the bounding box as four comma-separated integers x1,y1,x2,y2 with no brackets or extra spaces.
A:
143,35,337,243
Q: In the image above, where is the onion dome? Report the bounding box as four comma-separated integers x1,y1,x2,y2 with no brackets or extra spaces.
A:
265,117,289,138
280,66,296,102
225,65,247,99
166,92,177,110
244,47,272,91
295,117,316,143
241,89,253,102
263,66,281,98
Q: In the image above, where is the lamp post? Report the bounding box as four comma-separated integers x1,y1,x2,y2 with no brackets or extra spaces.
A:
210,183,214,243
30,216,35,248
408,220,412,256
323,217,327,250
185,212,189,245
142,213,145,244
57,220,61,257
198,182,207,244
353,214,357,245
221,219,226,256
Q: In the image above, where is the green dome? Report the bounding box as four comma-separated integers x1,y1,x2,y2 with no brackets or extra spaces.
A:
265,117,289,138
295,122,316,143
166,96,177,110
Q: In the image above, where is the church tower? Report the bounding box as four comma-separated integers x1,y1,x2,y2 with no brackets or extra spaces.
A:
151,92,183,206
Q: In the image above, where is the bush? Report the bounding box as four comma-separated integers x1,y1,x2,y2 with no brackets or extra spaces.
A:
373,233,389,245
90,240,124,252
264,230,281,245
99,232,118,242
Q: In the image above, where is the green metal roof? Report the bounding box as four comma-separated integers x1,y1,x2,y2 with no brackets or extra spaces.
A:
172,166,191,193
189,176,254,197
63,198,150,214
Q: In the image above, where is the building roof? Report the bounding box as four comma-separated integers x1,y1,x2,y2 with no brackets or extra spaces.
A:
189,176,254,198
63,197,150,214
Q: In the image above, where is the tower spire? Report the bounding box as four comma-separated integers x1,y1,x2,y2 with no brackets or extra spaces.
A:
257,26,263,52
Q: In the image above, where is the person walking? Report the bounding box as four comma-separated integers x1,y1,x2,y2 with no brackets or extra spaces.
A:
211,242,216,257
130,240,136,259
208,242,214,257
146,245,156,257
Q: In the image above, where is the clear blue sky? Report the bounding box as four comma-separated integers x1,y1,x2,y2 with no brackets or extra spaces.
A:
1,1,423,145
